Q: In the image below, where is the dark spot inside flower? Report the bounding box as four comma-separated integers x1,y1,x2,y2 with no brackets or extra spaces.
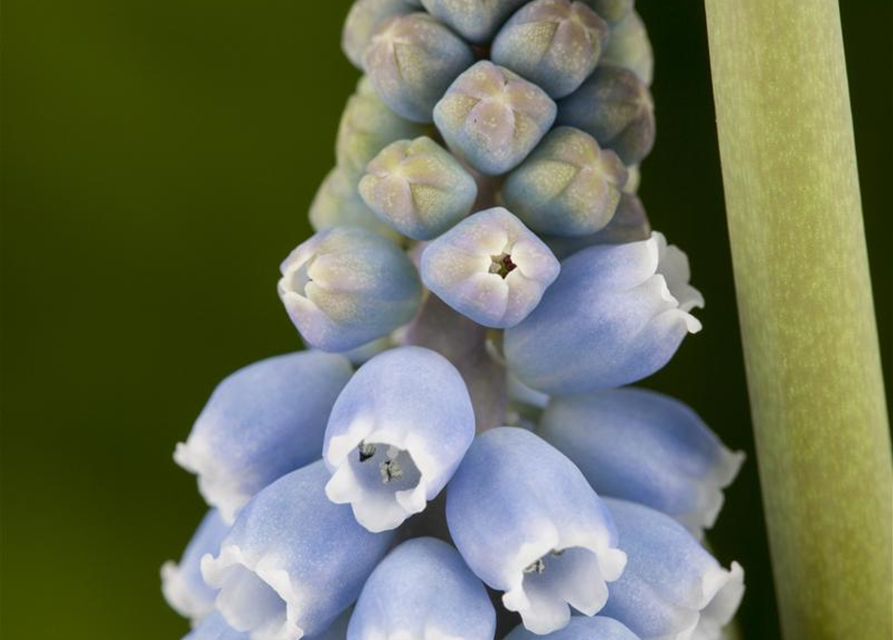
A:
489,252,517,279
358,442,376,463
524,558,546,574
380,459,403,484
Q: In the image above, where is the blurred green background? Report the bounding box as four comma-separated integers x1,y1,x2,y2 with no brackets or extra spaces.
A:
1,2,889,639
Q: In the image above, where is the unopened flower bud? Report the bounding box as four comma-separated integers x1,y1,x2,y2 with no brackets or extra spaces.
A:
503,126,627,236
542,192,651,260
336,77,429,184
363,13,475,122
278,227,422,352
421,207,560,328
420,0,528,43
601,10,654,86
492,0,609,99
505,232,703,394
582,0,632,24
358,136,477,240
342,0,417,69
434,61,556,176
557,65,655,165
309,168,402,242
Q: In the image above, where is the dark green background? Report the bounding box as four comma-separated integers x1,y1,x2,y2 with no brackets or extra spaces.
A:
1,2,890,639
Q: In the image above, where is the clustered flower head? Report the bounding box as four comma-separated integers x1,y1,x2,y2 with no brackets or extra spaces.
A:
163,2,746,639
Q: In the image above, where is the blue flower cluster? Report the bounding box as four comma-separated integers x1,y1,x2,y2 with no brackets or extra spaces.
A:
163,2,746,639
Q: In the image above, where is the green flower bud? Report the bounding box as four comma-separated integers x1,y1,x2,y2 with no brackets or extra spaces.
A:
363,12,475,123
492,0,609,99
503,126,628,236
310,168,402,242
582,0,633,24
601,10,654,86
336,77,429,183
342,0,417,69
557,65,656,165
358,137,478,240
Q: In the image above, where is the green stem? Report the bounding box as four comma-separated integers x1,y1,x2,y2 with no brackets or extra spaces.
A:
703,1,892,638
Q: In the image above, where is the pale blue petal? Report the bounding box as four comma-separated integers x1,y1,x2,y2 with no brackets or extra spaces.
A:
504,232,702,394
278,227,422,352
202,461,396,640
503,616,639,640
539,388,745,535
174,351,353,522
447,427,626,634
163,509,230,621
347,538,495,640
323,347,475,532
421,207,560,328
600,499,745,640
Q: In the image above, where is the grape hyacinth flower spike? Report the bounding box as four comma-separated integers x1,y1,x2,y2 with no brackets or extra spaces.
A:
323,346,476,532
174,351,353,522
166,3,749,639
447,427,626,634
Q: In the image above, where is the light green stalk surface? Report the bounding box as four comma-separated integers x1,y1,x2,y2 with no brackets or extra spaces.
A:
703,1,892,638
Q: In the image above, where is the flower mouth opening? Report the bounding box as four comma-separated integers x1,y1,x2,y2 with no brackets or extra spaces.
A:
504,543,619,634
353,440,422,488
204,548,303,640
326,436,428,532
489,252,517,278
287,258,315,298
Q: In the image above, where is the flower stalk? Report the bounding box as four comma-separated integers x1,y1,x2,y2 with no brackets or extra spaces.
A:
703,1,892,638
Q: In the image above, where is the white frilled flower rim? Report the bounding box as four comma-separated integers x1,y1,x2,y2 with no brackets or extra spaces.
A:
202,546,304,640
501,525,627,634
324,414,435,533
